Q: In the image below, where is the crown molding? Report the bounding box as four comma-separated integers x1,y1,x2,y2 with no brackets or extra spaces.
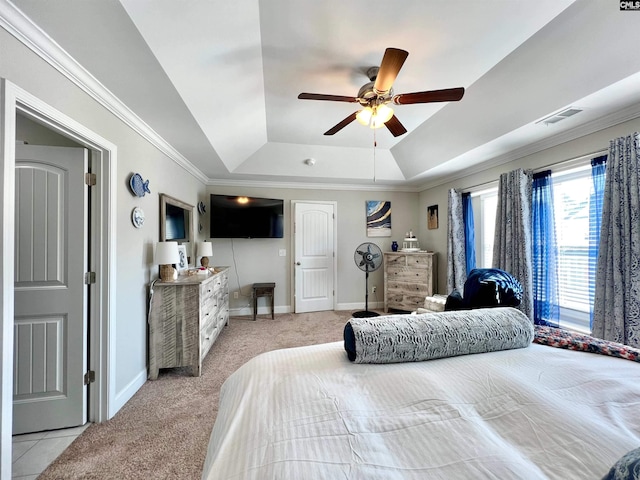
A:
206,176,420,193
0,0,208,184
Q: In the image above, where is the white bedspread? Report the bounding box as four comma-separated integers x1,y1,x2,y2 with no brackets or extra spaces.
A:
202,342,640,479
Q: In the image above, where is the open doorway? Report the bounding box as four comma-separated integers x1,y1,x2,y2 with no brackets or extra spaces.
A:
1,79,116,472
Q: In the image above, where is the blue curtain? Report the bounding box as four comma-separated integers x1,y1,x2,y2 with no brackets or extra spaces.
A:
462,193,476,274
531,170,560,326
589,155,607,327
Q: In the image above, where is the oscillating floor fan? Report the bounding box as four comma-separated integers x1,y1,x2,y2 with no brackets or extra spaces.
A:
353,242,383,318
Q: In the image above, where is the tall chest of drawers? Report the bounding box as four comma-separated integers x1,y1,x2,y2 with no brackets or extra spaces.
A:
383,252,437,313
148,267,229,379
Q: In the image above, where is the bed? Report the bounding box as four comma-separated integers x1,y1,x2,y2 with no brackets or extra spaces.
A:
202,310,640,479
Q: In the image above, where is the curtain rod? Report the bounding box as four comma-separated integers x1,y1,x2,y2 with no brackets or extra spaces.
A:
464,148,608,194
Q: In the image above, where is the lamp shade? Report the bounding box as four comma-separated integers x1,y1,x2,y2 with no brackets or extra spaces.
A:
197,241,213,268
154,241,180,265
197,241,213,257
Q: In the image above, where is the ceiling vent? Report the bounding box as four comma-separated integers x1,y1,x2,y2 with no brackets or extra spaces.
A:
536,107,583,126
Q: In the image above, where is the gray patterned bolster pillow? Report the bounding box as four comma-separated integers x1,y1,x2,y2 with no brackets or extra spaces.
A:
344,307,533,364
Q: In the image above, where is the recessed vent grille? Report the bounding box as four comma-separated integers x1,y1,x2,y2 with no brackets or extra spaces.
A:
536,107,583,126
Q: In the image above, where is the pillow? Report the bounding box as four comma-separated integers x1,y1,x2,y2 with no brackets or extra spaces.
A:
344,307,533,364
463,268,522,308
444,289,464,311
602,447,640,480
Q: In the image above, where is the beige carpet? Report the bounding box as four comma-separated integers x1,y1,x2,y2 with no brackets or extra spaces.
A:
38,310,363,479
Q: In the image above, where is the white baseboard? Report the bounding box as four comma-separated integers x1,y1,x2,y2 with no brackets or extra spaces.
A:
229,302,383,317
110,368,147,418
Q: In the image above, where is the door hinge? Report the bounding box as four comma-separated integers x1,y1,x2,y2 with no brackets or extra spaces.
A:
85,172,96,186
84,370,95,385
84,272,96,284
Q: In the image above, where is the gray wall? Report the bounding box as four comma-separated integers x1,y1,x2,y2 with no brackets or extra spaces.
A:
202,185,419,312
1,27,207,408
418,116,640,293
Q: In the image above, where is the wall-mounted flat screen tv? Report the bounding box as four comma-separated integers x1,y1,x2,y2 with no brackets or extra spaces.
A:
210,195,284,238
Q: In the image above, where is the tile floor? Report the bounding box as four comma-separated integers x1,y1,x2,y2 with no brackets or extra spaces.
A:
12,424,90,479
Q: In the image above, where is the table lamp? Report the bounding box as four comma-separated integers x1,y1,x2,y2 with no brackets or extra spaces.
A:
197,241,213,267
155,241,180,282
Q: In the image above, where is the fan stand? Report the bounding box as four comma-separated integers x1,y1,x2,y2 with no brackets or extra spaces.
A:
352,266,380,318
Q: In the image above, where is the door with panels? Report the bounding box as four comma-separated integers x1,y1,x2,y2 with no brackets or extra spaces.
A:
293,202,336,313
13,144,88,434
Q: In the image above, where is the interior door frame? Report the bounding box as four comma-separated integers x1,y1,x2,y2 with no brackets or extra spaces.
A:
1,79,117,474
291,200,338,313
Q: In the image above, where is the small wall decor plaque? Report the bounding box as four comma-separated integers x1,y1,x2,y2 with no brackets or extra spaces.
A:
132,207,145,228
427,204,439,230
129,173,151,197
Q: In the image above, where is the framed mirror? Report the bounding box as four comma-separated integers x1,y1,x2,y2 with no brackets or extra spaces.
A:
159,194,194,246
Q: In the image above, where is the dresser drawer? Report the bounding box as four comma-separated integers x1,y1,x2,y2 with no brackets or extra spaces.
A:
386,281,431,295
200,320,218,360
387,292,427,311
386,268,429,283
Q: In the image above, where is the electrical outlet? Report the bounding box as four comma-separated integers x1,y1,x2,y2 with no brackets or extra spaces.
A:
372,285,377,293
233,291,239,299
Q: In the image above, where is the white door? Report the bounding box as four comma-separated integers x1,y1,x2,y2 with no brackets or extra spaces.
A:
293,202,335,313
13,144,88,434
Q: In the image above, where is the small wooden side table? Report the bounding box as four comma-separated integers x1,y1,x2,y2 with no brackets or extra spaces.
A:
252,282,275,321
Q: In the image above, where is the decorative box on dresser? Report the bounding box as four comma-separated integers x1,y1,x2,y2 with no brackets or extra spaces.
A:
148,267,229,380
383,252,437,313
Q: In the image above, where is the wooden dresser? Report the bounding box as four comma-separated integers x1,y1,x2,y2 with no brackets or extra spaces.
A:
148,267,229,379
383,252,437,313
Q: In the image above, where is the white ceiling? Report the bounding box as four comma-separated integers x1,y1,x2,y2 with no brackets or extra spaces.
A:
9,0,640,189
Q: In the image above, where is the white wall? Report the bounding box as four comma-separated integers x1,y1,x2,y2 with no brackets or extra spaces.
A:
203,185,419,312
419,116,640,293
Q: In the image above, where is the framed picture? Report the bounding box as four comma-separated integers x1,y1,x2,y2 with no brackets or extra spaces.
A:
366,201,392,237
427,204,439,230
176,245,188,272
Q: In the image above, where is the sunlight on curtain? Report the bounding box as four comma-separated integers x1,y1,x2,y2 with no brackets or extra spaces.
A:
462,193,476,274
532,171,559,326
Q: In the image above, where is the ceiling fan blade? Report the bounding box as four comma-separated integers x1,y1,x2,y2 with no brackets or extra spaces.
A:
324,112,358,135
374,48,409,94
298,93,357,103
385,115,407,137
392,87,465,105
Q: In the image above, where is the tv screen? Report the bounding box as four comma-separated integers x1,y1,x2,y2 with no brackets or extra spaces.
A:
210,195,284,238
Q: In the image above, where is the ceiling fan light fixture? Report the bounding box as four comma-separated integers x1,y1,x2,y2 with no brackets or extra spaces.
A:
371,104,394,129
357,104,394,129
356,107,373,126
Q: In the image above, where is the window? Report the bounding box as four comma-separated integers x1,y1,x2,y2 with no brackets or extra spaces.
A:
472,189,498,269
470,165,597,333
551,165,594,332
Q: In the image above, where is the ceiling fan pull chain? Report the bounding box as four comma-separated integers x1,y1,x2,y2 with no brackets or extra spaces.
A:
373,130,377,182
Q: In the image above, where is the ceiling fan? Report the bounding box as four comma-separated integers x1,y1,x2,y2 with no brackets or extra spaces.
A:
298,48,465,137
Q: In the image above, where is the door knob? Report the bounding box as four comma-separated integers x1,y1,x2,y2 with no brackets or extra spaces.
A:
296,262,301,265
